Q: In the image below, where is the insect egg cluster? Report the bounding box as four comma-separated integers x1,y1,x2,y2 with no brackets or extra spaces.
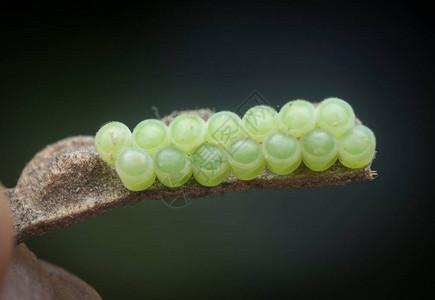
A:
95,97,376,191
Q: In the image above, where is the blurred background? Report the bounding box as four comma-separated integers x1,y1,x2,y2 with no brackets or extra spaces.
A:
0,2,432,299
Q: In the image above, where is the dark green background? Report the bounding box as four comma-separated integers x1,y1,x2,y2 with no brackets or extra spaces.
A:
1,2,432,299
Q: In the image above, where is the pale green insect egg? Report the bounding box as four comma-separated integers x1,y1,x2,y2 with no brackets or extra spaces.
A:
262,131,302,175
168,114,206,153
300,128,338,171
115,148,156,191
153,146,192,188
95,121,132,165
338,125,376,168
242,105,278,142
205,111,244,147
316,97,355,137
278,100,316,137
226,137,266,180
191,143,230,186
132,119,170,156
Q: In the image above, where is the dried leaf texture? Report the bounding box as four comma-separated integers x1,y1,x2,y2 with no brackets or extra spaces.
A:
0,187,13,289
1,244,102,300
4,109,374,245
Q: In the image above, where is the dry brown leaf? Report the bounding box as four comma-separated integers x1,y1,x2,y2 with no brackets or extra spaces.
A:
0,187,13,289
2,109,375,245
1,244,102,300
